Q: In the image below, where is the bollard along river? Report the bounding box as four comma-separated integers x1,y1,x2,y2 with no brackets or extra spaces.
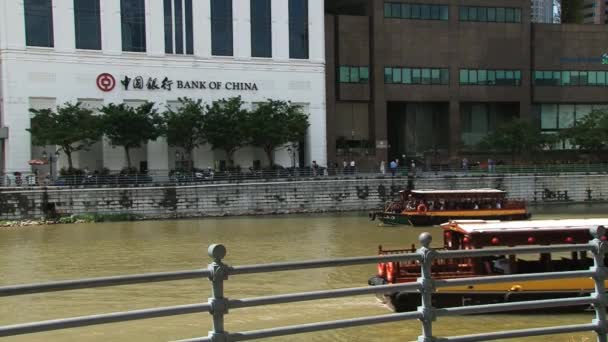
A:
1,204,606,342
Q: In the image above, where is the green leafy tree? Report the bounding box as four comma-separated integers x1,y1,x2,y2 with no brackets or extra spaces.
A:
561,0,584,23
203,97,248,168
478,119,549,162
100,102,163,170
162,97,206,171
28,102,102,170
247,100,309,167
561,109,608,152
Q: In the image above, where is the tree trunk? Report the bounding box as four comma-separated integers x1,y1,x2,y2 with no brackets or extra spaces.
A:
265,146,274,168
67,152,74,170
185,147,194,172
125,147,132,170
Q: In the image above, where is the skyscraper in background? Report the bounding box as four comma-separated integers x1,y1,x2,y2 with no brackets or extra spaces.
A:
532,0,555,22
582,0,607,23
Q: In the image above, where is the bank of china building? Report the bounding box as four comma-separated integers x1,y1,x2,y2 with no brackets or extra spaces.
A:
0,0,326,174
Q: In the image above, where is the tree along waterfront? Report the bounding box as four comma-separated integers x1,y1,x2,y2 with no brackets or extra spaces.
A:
0,207,605,342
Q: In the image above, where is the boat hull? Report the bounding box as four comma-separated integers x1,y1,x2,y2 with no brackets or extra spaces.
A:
370,210,531,226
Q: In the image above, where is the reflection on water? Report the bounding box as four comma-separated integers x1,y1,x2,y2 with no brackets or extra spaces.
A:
1,205,606,341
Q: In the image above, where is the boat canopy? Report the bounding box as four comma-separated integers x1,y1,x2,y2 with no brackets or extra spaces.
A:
442,219,608,234
412,189,505,195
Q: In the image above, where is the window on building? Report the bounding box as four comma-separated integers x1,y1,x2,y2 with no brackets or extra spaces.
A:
121,0,146,52
460,6,521,23
164,0,194,55
289,0,309,59
74,0,101,50
24,0,54,47
338,66,369,83
534,70,608,87
459,69,521,86
211,0,233,56
385,2,449,21
251,0,272,58
385,67,449,85
538,103,608,150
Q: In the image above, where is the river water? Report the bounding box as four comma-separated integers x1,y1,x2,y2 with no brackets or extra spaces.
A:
2,204,607,342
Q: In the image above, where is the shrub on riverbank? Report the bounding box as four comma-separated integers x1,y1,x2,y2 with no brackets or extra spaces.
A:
58,213,144,224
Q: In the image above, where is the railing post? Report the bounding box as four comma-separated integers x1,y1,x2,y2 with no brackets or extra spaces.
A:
207,244,230,342
590,226,608,342
417,232,437,342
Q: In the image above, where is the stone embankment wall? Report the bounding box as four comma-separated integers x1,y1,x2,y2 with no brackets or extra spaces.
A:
0,174,607,220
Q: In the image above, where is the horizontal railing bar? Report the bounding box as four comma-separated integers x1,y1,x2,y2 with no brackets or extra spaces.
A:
0,269,210,297
0,303,211,337
438,244,593,259
437,296,595,316
230,254,421,275
174,311,422,342
228,282,420,310
442,323,597,342
435,270,595,288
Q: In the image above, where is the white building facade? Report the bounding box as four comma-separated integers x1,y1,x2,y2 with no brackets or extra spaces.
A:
0,0,326,174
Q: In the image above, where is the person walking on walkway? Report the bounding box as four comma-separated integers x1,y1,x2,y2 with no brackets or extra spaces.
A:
380,160,386,175
390,159,398,176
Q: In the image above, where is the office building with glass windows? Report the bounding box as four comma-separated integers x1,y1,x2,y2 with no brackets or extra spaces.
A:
583,0,608,24
0,0,325,174
325,0,608,167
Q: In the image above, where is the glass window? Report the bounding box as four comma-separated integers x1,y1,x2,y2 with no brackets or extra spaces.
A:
174,0,184,54
384,68,393,83
440,68,449,85
478,69,487,85
496,70,505,84
25,0,54,47
251,0,272,58
562,71,571,86
421,5,431,19
514,8,522,22
487,70,496,85
459,7,468,21
553,71,561,86
431,69,440,84
402,4,411,19
384,3,392,18
487,7,496,21
468,69,478,84
430,5,440,20
339,67,350,83
289,0,308,59
468,7,477,21
421,68,431,84
411,4,421,19
391,3,401,18
541,104,558,130
460,69,469,84
496,7,505,22
440,5,449,20
74,0,101,50
412,68,421,83
164,0,173,53
589,71,597,85
534,71,543,84
360,67,369,82
543,71,552,81
350,67,360,83
559,104,575,129
576,104,593,122
579,71,588,86
392,68,402,83
505,8,514,22
505,70,514,85
185,0,193,54
598,71,606,86
403,68,412,84
478,7,487,21
570,71,580,86
211,0,233,56
163,0,194,55
121,0,146,52
514,70,521,85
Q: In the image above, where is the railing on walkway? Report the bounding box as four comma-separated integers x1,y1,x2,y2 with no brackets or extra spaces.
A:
2,227,608,341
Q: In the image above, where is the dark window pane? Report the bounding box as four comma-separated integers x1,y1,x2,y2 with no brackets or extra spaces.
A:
589,71,597,85
403,68,412,84
421,68,431,84
25,0,54,47
459,7,468,21
478,69,487,85
289,0,308,59
384,68,393,83
251,0,272,57
598,72,606,86
431,5,440,20
402,4,411,19
350,67,360,83
514,8,522,22
360,67,369,82
391,3,401,18
468,7,477,21
121,0,146,52
440,68,449,84
505,8,514,22
469,69,477,84
74,0,101,50
163,0,173,53
579,71,588,85
487,70,496,85
553,71,561,86
487,7,496,21
174,0,184,54
185,0,193,54
562,71,571,86
496,8,505,22
459,69,468,84
431,68,440,84
571,71,580,86
440,5,449,20
421,5,430,19
212,0,233,56
392,68,402,83
478,7,487,22
412,68,421,83
411,4,421,19
384,3,392,18
339,67,349,83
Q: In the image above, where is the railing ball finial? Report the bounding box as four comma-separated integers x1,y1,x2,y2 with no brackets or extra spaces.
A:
591,225,606,240
208,244,227,262
419,232,432,248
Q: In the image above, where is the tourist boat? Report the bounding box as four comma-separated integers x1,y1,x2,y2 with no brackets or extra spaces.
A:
368,219,608,312
369,189,530,226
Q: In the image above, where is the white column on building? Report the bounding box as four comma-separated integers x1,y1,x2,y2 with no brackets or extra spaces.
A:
0,0,26,50
234,0,251,59
309,0,324,64
52,0,76,52
101,0,122,54
147,0,165,56
272,0,289,61
193,0,211,57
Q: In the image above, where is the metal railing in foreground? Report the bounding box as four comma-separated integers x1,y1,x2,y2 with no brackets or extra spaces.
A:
1,227,608,342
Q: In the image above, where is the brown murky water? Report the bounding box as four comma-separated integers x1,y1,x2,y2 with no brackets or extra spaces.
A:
1,204,607,342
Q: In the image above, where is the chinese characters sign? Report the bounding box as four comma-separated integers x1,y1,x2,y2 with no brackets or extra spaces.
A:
97,73,259,92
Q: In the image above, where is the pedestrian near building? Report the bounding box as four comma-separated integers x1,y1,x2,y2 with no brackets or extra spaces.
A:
390,159,398,176
488,158,495,173
380,160,386,175
312,160,319,176
350,160,356,175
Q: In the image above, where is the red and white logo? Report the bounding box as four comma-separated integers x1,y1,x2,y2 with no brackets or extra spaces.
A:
96,73,116,92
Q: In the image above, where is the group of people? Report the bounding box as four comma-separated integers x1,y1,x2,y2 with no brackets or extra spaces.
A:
380,158,416,177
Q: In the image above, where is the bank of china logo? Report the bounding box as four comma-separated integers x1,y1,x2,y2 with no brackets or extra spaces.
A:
603,53,608,65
